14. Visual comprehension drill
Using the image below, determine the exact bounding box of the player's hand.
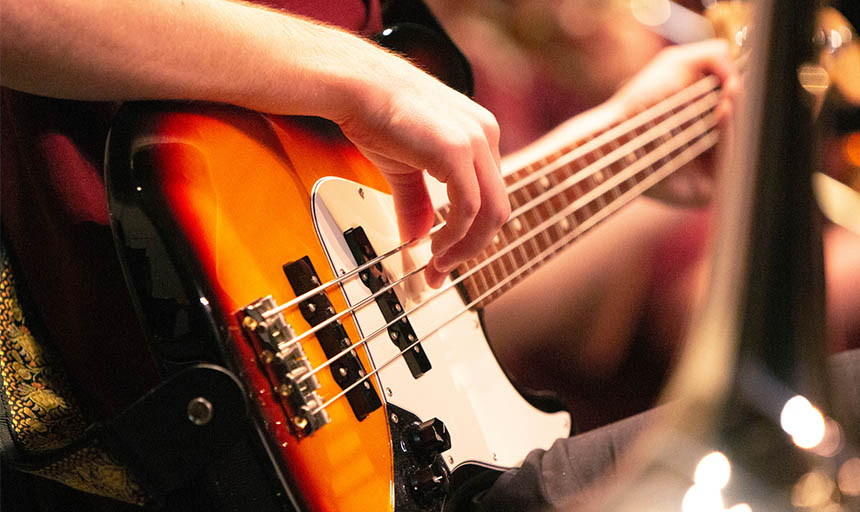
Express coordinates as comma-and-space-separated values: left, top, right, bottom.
332, 46, 510, 288
609, 40, 740, 206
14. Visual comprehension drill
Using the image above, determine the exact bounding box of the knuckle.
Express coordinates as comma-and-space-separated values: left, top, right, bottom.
468, 130, 487, 150
485, 119, 501, 144
479, 109, 500, 134
460, 195, 481, 220
446, 132, 473, 155
485, 205, 510, 231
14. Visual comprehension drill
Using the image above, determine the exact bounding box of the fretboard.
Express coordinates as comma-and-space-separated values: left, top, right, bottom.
444, 76, 723, 309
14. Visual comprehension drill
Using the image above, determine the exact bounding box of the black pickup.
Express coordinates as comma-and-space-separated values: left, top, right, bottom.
344, 227, 431, 379
282, 256, 381, 421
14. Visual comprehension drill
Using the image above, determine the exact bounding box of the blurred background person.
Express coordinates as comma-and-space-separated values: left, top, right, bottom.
426, 0, 860, 432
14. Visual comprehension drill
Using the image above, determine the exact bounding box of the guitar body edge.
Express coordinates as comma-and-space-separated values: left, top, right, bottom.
106, 103, 394, 512
105, 102, 571, 511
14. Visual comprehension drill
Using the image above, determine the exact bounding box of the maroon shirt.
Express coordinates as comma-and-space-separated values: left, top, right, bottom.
0, 0, 381, 421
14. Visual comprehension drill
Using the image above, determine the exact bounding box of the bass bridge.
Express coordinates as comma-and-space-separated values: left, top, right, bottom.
237, 256, 382, 438
238, 296, 329, 437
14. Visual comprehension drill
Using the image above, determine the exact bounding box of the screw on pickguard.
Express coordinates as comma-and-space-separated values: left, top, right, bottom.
282, 256, 382, 421
237, 296, 329, 437
343, 227, 432, 379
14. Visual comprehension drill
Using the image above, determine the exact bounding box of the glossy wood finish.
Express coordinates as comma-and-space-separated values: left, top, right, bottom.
123, 105, 394, 512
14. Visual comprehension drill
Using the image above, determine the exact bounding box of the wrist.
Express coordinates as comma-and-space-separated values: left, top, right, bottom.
298, 28, 405, 125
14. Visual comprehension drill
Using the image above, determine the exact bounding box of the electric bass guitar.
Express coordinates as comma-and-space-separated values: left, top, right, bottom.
105, 22, 724, 512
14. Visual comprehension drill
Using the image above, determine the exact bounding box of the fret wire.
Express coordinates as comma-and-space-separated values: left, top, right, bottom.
569, 137, 598, 222
545, 168, 567, 241
586, 149, 610, 211
310, 128, 722, 413
502, 76, 719, 197
498, 110, 718, 273
482, 245, 504, 295
302, 121, 717, 388
262, 83, 721, 323
471, 252, 492, 301
497, 125, 719, 298
514, 167, 545, 261
487, 123, 718, 308
561, 163, 582, 213
463, 251, 487, 300
492, 218, 518, 279
509, 170, 534, 274
501, 172, 533, 290
501, 219, 528, 272
618, 130, 640, 191
502, 89, 721, 230
474, 249, 495, 299
545, 147, 572, 242
531, 158, 556, 249
459, 90, 721, 300
604, 139, 625, 201
640, 117, 663, 181
654, 107, 681, 173
457, 257, 482, 302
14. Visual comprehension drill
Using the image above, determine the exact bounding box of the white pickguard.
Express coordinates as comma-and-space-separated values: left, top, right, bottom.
311, 176, 570, 470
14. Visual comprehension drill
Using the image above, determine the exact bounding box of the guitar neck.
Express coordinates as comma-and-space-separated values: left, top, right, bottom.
447, 75, 724, 309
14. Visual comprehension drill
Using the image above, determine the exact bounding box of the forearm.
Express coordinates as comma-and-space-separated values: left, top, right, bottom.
0, 0, 395, 120
2, 0, 509, 288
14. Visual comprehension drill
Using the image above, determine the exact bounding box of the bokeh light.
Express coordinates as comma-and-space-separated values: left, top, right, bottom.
681, 484, 724, 512
694, 451, 732, 490
792, 471, 836, 508
838, 458, 860, 496
780, 395, 826, 449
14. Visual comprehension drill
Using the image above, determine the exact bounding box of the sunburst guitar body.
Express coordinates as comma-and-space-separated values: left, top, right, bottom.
105, 99, 570, 511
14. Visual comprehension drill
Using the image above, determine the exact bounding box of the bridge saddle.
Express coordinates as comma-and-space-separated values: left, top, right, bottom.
238, 296, 329, 437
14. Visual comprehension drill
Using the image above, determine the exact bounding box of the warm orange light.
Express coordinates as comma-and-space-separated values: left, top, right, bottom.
844, 132, 860, 169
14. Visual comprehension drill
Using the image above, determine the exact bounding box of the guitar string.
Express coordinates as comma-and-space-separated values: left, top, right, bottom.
292, 113, 717, 378
291, 109, 718, 382
277, 95, 719, 357
279, 92, 718, 355
502, 50, 748, 197
280, 99, 718, 360
262, 223, 443, 319
260, 77, 723, 320
505, 89, 720, 223
502, 74, 719, 196
308, 129, 720, 415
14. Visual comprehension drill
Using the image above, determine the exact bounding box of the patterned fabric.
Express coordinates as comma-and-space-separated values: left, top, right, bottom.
30, 442, 148, 505
0, 256, 147, 505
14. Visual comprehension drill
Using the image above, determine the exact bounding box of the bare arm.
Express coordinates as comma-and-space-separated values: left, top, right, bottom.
1, 0, 509, 287
2, 0, 367, 116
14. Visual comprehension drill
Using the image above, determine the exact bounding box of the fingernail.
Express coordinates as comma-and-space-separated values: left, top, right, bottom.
433, 257, 456, 274
425, 268, 444, 289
